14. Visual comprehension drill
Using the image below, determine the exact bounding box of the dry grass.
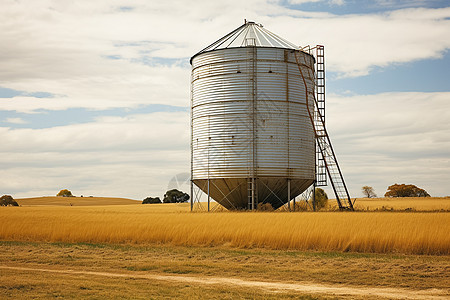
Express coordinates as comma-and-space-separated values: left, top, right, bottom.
2, 242, 316, 300
350, 197, 450, 211
1, 242, 449, 299
3, 241, 449, 291
16, 196, 140, 206
1, 205, 448, 255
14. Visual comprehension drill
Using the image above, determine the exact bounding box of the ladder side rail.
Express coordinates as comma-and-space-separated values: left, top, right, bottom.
312, 93, 353, 209
294, 53, 344, 209
316, 136, 345, 209
300, 51, 353, 209
294, 50, 353, 210
315, 45, 327, 187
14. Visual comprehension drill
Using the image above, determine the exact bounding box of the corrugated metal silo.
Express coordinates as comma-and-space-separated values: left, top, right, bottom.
190, 21, 316, 210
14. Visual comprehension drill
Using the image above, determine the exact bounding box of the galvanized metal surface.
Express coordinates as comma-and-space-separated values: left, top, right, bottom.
192, 21, 298, 63
192, 47, 314, 178
191, 45, 315, 209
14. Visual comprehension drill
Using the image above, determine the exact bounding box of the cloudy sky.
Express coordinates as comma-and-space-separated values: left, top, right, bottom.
1, 0, 449, 200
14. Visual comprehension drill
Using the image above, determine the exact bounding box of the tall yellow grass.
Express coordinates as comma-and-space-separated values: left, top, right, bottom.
348, 197, 450, 211
1, 205, 449, 255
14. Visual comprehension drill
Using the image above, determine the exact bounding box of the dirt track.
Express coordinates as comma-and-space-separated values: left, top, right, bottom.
1, 265, 448, 299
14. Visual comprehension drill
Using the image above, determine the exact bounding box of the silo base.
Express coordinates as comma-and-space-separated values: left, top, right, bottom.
192, 178, 314, 210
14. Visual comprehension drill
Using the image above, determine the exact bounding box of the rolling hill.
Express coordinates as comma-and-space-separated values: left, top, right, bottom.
16, 196, 140, 206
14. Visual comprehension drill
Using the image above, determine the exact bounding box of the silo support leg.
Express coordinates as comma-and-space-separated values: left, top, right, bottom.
190, 180, 193, 212
252, 178, 256, 211
287, 179, 291, 211
313, 181, 316, 211
207, 179, 210, 212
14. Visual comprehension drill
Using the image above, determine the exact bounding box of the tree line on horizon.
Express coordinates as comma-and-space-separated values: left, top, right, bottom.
361, 184, 430, 198
142, 189, 190, 204
0, 183, 432, 208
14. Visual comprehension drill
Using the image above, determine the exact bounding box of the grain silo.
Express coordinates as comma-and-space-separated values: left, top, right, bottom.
190, 21, 353, 211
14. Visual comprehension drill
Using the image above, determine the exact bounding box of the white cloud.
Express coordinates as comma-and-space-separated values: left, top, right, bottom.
374, 0, 428, 9
323, 92, 450, 197
1, 92, 449, 199
330, 0, 345, 5
1, 1, 449, 113
0, 111, 189, 152
0, 111, 189, 199
288, 0, 321, 4
270, 7, 450, 77
5, 117, 27, 124
287, 0, 344, 5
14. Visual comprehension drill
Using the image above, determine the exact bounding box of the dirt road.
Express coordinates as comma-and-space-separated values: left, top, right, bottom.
1, 265, 447, 299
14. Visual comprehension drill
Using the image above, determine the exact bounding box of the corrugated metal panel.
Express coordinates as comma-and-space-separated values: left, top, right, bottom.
192, 21, 298, 62
191, 47, 315, 182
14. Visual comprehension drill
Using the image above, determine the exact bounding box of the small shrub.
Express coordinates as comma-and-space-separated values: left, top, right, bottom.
293, 201, 309, 211
57, 189, 74, 197
163, 189, 190, 203
257, 203, 274, 211
315, 188, 328, 210
0, 195, 19, 206
142, 197, 162, 204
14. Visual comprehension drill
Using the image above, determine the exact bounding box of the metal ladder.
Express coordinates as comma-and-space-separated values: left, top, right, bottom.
247, 45, 258, 211
294, 46, 354, 211
247, 178, 256, 210
315, 46, 327, 187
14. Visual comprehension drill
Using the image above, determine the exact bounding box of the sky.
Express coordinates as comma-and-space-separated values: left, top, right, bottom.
1, 0, 449, 200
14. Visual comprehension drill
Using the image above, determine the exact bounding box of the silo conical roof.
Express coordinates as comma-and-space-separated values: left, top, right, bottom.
191, 21, 299, 63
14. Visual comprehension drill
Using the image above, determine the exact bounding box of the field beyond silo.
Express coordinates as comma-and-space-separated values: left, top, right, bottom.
15, 196, 140, 206
1, 201, 450, 299
1, 204, 448, 255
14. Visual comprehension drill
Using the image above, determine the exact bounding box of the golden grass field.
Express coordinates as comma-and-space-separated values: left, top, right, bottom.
1, 201, 449, 255
350, 197, 450, 211
1, 196, 450, 299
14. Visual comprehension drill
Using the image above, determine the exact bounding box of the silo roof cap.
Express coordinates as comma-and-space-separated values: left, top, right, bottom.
191, 21, 299, 63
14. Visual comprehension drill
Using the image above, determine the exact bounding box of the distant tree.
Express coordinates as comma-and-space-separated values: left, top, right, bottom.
362, 186, 377, 198
384, 184, 430, 197
57, 189, 73, 197
0, 195, 19, 206
314, 188, 328, 210
163, 189, 190, 203
142, 197, 162, 204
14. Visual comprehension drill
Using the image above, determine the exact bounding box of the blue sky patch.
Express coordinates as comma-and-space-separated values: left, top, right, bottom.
104, 55, 122, 60
0, 87, 57, 99
0, 87, 23, 98
328, 50, 450, 94
281, 0, 449, 15
132, 56, 189, 67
